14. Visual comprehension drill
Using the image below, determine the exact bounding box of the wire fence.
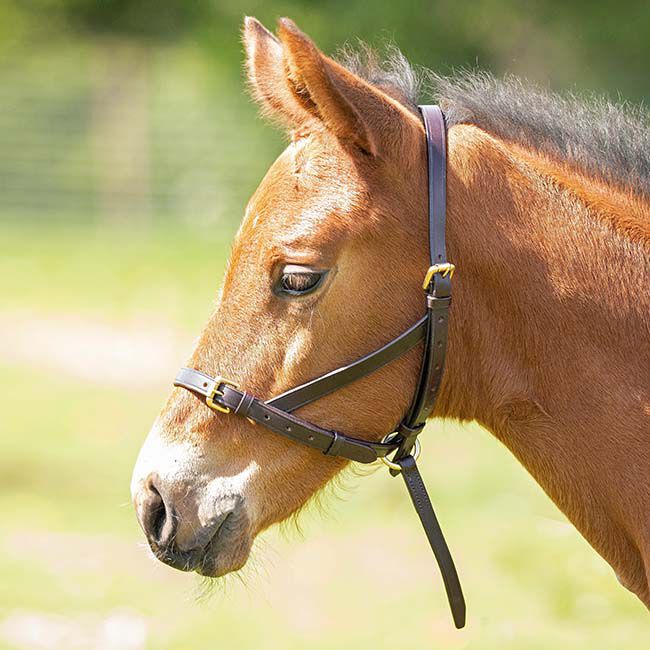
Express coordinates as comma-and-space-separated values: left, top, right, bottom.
0, 43, 280, 226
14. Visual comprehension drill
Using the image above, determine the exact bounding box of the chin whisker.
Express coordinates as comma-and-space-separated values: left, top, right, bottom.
278, 462, 365, 539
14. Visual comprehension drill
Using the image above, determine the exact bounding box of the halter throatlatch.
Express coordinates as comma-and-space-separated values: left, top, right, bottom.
173, 105, 466, 629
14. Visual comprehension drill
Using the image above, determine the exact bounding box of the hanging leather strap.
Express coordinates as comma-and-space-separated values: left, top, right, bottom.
397, 454, 466, 629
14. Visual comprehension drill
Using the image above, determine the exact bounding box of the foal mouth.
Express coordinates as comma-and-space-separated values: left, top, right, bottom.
149, 511, 252, 578
151, 544, 204, 573
194, 512, 252, 578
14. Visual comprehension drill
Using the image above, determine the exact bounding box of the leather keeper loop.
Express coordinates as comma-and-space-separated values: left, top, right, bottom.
427, 294, 451, 310
397, 420, 425, 438
234, 392, 255, 415
392, 421, 426, 470
324, 431, 344, 456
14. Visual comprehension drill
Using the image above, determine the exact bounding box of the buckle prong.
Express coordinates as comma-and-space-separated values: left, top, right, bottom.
423, 263, 456, 289
205, 377, 239, 414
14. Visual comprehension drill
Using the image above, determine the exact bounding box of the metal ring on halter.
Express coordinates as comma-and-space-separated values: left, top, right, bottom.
379, 433, 422, 471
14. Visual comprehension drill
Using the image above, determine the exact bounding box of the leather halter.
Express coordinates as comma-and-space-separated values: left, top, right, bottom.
174, 105, 466, 628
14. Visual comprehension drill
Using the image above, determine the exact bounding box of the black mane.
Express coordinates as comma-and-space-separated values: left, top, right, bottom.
338, 46, 650, 198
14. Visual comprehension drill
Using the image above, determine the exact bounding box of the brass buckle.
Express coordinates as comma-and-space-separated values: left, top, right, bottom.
205, 377, 239, 414
379, 432, 422, 472
422, 263, 456, 289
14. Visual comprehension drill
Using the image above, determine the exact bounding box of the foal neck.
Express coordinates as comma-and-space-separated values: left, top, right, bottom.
440, 124, 650, 606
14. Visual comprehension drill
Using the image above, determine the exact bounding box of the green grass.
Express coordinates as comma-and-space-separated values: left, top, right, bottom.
1, 223, 647, 650
0, 222, 235, 328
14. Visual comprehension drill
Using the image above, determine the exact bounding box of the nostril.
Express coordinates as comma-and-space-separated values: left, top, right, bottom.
147, 484, 167, 542
138, 473, 177, 547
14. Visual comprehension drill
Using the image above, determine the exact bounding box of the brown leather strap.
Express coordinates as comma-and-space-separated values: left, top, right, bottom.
268, 316, 427, 412
396, 105, 451, 459
424, 105, 449, 272
174, 368, 401, 464
398, 454, 466, 628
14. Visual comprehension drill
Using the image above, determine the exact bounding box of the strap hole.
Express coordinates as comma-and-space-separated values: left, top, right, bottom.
286, 426, 292, 432
435, 364, 441, 370
437, 341, 443, 347
308, 435, 314, 442
437, 316, 444, 323
264, 414, 270, 421
202, 382, 208, 388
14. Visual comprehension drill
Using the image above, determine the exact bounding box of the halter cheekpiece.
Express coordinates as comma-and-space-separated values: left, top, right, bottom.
174, 105, 466, 629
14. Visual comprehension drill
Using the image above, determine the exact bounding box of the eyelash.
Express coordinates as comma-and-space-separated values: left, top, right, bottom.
276, 266, 325, 296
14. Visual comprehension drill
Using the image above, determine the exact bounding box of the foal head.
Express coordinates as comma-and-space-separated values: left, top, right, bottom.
131, 18, 430, 577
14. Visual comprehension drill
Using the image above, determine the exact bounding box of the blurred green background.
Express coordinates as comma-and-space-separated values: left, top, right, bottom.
1, 1, 648, 649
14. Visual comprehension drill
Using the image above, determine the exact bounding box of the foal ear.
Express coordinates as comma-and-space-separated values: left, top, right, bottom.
243, 16, 312, 127
277, 18, 419, 157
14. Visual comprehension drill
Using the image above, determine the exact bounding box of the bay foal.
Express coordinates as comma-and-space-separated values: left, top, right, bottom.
132, 18, 650, 609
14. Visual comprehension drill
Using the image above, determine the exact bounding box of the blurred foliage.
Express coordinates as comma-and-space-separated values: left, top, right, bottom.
48, 0, 218, 42
0, 0, 648, 225
3, 0, 650, 90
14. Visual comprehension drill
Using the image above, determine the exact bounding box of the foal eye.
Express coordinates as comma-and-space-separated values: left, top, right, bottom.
277, 265, 325, 296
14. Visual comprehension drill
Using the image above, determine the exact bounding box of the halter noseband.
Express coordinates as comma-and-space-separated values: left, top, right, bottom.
173, 106, 466, 628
